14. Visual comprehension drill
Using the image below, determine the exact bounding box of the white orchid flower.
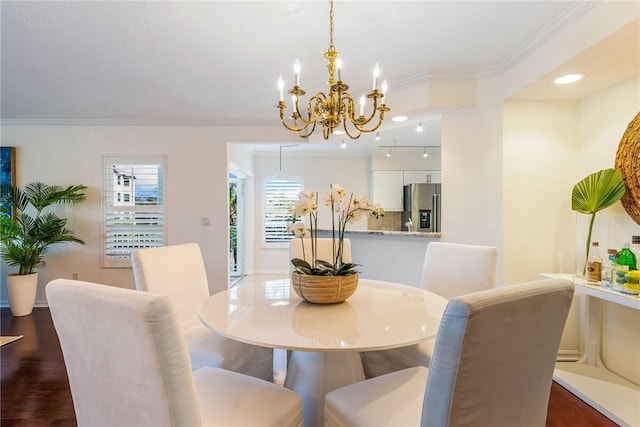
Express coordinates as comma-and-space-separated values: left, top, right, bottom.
292, 197, 315, 217
292, 222, 308, 238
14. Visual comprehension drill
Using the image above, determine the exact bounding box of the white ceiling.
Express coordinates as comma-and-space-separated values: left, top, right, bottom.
1, 1, 638, 154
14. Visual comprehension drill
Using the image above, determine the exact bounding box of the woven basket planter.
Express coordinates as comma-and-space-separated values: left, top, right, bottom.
291, 272, 358, 304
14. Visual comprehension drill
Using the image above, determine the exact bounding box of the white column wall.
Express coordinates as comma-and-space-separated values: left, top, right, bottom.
440, 76, 505, 286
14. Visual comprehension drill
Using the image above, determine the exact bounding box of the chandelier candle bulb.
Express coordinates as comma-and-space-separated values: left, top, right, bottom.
359, 95, 365, 116
373, 63, 380, 90
294, 59, 301, 86
381, 80, 388, 102
336, 59, 342, 81
278, 76, 284, 102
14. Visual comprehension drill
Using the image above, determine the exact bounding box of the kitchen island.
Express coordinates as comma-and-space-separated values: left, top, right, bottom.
317, 229, 441, 286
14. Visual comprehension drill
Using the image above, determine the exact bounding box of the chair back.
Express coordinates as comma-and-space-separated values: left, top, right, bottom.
132, 243, 209, 329
46, 279, 202, 426
421, 242, 497, 299
422, 278, 574, 427
289, 238, 352, 266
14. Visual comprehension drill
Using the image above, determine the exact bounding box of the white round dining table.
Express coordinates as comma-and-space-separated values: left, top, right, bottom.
200, 275, 445, 427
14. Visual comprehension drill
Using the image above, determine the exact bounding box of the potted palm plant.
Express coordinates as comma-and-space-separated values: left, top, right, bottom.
0, 182, 87, 316
572, 168, 625, 276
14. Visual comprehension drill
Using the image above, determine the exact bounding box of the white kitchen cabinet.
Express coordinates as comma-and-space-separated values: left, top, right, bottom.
403, 170, 442, 185
371, 171, 404, 211
428, 171, 441, 184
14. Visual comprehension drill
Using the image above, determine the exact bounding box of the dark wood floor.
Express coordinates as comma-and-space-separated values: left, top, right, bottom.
2, 308, 618, 426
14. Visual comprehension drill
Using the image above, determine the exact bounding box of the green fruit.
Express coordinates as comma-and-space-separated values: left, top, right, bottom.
616, 270, 627, 277
616, 276, 626, 284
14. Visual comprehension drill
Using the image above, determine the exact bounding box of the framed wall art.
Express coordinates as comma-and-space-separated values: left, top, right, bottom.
1, 146, 16, 217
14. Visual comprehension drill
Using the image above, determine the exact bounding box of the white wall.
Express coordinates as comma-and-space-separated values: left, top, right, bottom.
503, 101, 580, 285
0, 124, 290, 304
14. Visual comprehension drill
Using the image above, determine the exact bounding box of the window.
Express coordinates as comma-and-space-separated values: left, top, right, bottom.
263, 179, 303, 246
102, 156, 167, 267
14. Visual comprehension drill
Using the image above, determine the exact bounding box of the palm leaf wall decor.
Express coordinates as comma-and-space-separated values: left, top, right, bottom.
571, 168, 625, 275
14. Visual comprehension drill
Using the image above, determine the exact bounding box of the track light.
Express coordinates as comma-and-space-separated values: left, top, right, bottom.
416, 123, 423, 133
375, 132, 381, 141
377, 144, 438, 157
341, 140, 346, 149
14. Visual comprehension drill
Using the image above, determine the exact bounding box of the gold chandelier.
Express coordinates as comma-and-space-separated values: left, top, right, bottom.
277, 0, 389, 140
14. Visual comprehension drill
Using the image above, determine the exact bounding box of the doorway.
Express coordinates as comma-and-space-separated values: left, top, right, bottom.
229, 173, 242, 283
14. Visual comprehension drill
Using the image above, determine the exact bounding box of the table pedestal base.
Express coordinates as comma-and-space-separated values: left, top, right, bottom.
284, 351, 365, 427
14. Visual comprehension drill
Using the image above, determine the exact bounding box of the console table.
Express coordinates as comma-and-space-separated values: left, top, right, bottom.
542, 273, 640, 426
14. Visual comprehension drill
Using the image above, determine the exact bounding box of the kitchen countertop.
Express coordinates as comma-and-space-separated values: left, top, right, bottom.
318, 229, 441, 238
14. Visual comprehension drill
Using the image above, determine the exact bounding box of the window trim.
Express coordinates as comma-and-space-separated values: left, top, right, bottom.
101, 155, 168, 268
262, 177, 303, 249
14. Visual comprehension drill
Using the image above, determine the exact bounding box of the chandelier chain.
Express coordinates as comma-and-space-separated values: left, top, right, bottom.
329, 0, 334, 49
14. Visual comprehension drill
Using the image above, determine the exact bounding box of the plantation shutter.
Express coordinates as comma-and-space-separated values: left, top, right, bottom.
264, 179, 303, 245
102, 156, 167, 267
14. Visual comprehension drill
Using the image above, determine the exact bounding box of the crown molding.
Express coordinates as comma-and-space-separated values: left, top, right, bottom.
479, 1, 598, 78
0, 118, 275, 127
392, 1, 598, 86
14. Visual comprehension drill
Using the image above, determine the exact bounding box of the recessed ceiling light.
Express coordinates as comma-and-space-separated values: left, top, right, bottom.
392, 116, 408, 122
340, 140, 346, 149
416, 123, 423, 132
554, 73, 584, 85
375, 132, 381, 141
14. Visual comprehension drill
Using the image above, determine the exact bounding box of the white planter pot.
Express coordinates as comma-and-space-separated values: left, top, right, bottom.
7, 273, 38, 317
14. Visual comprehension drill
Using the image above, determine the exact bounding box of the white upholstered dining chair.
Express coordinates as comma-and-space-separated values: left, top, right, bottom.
131, 243, 273, 381
362, 241, 498, 378
325, 278, 574, 427
47, 279, 303, 427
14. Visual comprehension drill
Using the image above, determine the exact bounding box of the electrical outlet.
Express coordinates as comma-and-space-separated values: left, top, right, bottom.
72, 273, 79, 280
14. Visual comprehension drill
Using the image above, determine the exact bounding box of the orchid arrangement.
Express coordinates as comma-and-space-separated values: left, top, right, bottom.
290, 184, 384, 276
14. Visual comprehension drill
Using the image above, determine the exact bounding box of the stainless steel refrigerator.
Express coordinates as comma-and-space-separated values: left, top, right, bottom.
402, 183, 441, 232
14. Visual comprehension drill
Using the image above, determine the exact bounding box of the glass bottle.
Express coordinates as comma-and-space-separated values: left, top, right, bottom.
617, 243, 637, 271
586, 241, 602, 285
601, 248, 617, 288
631, 236, 640, 265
